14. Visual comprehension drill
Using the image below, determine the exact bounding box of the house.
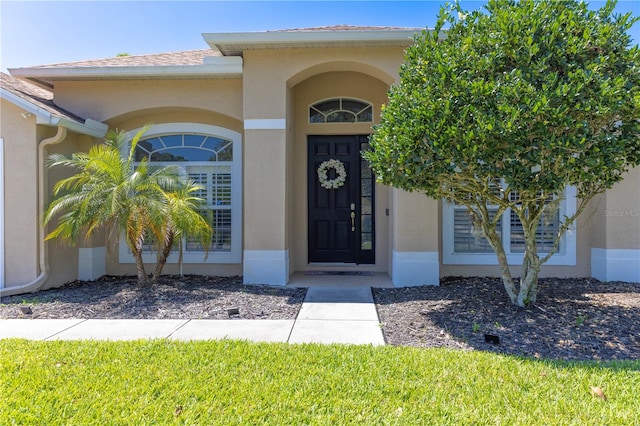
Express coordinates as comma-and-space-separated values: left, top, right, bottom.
1, 26, 638, 296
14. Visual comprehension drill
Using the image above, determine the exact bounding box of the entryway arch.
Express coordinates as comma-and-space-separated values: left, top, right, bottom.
289, 70, 391, 273
287, 60, 397, 88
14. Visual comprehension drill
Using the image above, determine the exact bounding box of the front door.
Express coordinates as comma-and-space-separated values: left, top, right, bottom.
308, 135, 375, 264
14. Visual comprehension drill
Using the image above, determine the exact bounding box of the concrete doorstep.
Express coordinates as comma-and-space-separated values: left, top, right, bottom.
0, 287, 385, 346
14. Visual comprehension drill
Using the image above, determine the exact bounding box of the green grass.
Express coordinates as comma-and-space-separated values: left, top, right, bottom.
1, 340, 638, 425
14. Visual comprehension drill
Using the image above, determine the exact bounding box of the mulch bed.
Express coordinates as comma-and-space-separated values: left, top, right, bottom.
2, 275, 638, 361
374, 277, 640, 361
0, 275, 306, 320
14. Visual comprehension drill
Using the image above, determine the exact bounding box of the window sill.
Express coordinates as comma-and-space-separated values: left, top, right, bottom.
442, 252, 576, 266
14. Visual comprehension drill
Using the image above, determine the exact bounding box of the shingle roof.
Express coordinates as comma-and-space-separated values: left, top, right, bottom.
12, 26, 419, 70
0, 72, 85, 122
25, 49, 216, 69
273, 25, 420, 32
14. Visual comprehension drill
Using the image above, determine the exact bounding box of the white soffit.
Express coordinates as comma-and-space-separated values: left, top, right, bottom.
202, 30, 420, 56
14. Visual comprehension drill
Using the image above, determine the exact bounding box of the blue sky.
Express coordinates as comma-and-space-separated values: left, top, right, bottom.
1, 1, 638, 73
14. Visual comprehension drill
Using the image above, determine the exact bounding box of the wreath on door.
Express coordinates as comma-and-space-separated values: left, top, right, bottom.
317, 159, 347, 189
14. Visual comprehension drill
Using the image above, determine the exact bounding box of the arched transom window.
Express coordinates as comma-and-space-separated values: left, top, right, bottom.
309, 98, 373, 123
135, 134, 233, 162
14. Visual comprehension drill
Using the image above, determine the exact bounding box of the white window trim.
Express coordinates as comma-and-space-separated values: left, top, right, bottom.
442, 186, 576, 266
118, 123, 242, 264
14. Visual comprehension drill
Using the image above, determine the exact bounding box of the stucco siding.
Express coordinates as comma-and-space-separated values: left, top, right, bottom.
42, 133, 86, 288
54, 79, 243, 124
0, 101, 40, 286
243, 47, 404, 119
597, 167, 640, 250
243, 129, 287, 250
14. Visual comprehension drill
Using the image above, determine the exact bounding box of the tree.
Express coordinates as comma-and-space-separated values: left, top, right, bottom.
151, 181, 212, 281
366, 0, 640, 306
43, 128, 212, 285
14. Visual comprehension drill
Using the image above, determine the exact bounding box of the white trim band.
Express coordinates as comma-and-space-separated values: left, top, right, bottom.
244, 119, 286, 130
591, 248, 640, 283
243, 249, 290, 286
391, 251, 439, 287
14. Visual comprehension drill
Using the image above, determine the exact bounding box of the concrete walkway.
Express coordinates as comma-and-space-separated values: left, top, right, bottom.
0, 286, 385, 346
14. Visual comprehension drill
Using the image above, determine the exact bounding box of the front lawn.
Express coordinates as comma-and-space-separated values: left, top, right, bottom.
1, 340, 638, 424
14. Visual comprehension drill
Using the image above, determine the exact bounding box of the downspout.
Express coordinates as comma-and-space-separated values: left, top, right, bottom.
0, 126, 67, 296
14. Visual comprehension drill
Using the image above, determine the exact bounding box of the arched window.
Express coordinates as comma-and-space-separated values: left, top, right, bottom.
309, 98, 372, 123
135, 134, 233, 162
120, 123, 242, 264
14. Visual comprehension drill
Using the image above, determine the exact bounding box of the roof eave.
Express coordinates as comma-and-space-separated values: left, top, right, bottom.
0, 88, 108, 137
202, 29, 421, 56
9, 57, 243, 84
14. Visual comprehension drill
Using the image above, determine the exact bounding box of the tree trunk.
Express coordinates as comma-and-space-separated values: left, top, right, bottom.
471, 203, 544, 307
152, 230, 174, 283
516, 246, 541, 306
128, 230, 149, 285
132, 247, 149, 285
479, 218, 519, 305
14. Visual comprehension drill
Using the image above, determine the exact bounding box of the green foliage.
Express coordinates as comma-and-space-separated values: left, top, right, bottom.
368, 0, 639, 199
43, 128, 212, 284
367, 0, 640, 306
1, 340, 638, 424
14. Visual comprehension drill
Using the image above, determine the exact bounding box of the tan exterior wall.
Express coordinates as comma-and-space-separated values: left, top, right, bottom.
392, 190, 439, 252
1, 101, 40, 286
589, 192, 607, 250
54, 79, 243, 123
285, 88, 295, 252
243, 128, 287, 250
241, 50, 294, 260
0, 101, 86, 289
592, 167, 640, 250
105, 258, 242, 278
243, 47, 404, 119
110, 109, 243, 136
42, 133, 87, 289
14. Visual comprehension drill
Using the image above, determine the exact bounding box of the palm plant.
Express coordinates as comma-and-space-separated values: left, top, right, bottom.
151, 181, 212, 281
43, 128, 212, 284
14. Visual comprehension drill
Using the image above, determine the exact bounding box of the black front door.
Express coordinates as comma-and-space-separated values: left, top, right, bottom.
308, 135, 375, 264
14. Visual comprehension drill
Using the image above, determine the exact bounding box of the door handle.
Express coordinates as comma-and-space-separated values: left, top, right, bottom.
351, 212, 356, 231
